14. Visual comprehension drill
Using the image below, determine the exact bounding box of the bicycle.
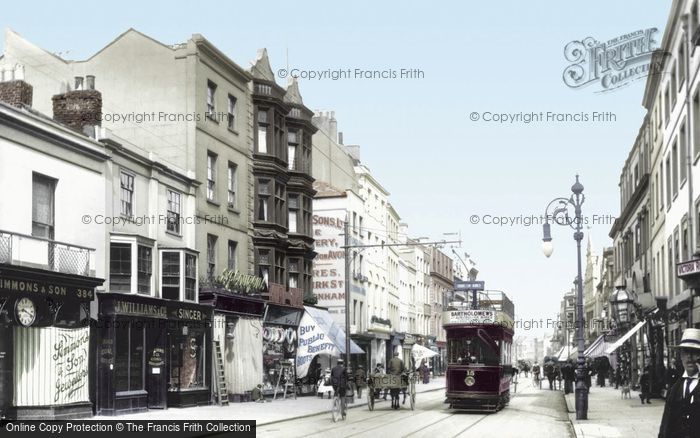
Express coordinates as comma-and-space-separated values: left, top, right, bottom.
331, 389, 347, 422
532, 373, 541, 389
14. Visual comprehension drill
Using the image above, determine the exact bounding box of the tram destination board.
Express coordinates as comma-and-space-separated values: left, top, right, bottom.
443, 309, 495, 325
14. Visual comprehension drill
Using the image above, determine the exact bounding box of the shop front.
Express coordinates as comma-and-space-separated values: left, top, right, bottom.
295, 305, 364, 389
262, 303, 302, 395
200, 287, 265, 402
96, 293, 212, 416
0, 264, 103, 420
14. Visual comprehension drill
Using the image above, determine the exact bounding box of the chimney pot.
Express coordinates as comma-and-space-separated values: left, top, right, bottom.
86, 75, 95, 90
74, 76, 84, 91
14, 64, 24, 81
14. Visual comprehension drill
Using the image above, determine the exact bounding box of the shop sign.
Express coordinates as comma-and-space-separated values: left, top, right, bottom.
14, 326, 90, 406
0, 275, 94, 301
114, 301, 167, 319
172, 307, 205, 321
312, 209, 346, 324
219, 270, 266, 294
148, 347, 165, 366
442, 309, 496, 325
678, 259, 700, 278
99, 338, 113, 364
296, 313, 339, 378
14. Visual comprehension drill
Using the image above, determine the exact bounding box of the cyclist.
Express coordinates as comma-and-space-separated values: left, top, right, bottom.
331, 358, 349, 419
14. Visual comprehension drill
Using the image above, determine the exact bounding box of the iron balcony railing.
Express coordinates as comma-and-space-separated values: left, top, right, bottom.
0, 229, 95, 277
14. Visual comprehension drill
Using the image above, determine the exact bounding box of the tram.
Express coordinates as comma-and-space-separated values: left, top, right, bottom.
443, 290, 515, 412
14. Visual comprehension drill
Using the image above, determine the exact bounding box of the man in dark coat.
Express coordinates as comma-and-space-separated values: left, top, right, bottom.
658, 328, 700, 438
639, 365, 651, 404
563, 359, 575, 394
331, 358, 349, 399
354, 365, 366, 398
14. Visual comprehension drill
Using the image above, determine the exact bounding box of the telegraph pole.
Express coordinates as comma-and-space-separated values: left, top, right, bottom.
344, 213, 351, 366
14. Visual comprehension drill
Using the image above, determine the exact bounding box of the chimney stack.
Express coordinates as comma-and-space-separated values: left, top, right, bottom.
0, 64, 33, 107
52, 75, 102, 133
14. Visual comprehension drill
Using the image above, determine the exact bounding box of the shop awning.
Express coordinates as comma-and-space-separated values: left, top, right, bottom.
605, 321, 646, 355
296, 306, 364, 378
555, 347, 566, 362
412, 343, 438, 368
584, 335, 609, 358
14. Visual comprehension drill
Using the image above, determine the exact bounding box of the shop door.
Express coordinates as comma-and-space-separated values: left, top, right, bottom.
146, 327, 166, 409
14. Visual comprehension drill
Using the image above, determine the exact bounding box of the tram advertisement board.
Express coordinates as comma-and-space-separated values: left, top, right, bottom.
443, 309, 496, 325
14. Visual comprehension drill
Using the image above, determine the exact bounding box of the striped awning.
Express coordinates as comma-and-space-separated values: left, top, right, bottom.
605, 321, 646, 355
584, 335, 608, 358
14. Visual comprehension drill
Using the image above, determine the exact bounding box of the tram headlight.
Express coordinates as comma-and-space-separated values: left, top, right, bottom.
464, 376, 475, 386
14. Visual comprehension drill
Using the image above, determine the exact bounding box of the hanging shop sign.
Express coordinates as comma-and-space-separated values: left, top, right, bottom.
296, 312, 340, 378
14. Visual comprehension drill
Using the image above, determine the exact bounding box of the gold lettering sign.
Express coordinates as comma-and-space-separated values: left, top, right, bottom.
0, 276, 93, 301
114, 301, 167, 318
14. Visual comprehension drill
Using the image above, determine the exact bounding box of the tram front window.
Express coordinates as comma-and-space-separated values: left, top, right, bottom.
447, 337, 499, 366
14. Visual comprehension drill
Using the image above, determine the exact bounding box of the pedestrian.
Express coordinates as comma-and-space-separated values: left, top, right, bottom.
658, 328, 700, 438
421, 360, 430, 384
639, 365, 651, 404
354, 365, 366, 399
583, 358, 593, 392
597, 360, 608, 387
563, 359, 575, 394
555, 365, 563, 390
666, 357, 681, 391
251, 384, 265, 403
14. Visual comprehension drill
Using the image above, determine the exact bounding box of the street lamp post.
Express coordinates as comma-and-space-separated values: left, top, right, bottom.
541, 175, 588, 420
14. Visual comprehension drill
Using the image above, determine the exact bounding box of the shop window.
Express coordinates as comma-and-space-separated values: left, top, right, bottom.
110, 243, 132, 292
162, 251, 181, 300
169, 328, 206, 391
114, 321, 145, 393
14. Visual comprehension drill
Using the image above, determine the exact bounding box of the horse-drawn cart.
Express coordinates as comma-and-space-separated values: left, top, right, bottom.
366, 372, 416, 411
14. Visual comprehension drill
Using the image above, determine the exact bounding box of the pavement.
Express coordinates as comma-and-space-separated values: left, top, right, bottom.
93, 377, 446, 425
564, 385, 664, 437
